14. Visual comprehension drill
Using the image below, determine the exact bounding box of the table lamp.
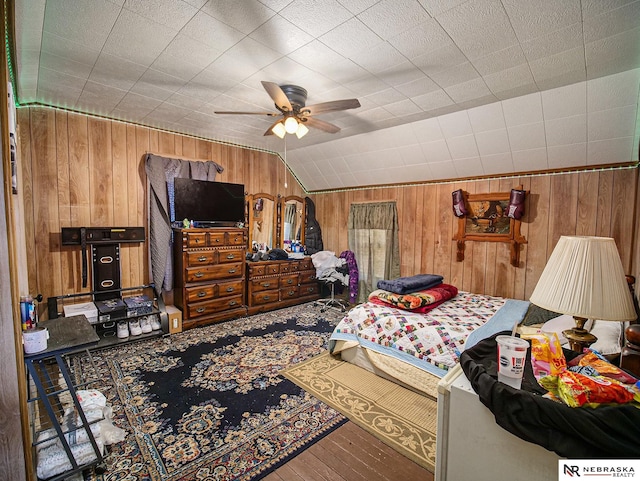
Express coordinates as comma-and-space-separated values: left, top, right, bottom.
529, 236, 636, 352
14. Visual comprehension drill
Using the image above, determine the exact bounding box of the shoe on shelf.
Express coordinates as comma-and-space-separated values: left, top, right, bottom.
139, 316, 152, 334
129, 319, 142, 336
117, 321, 129, 339
149, 315, 161, 331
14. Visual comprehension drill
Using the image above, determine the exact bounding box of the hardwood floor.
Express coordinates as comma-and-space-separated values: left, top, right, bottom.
264, 421, 435, 481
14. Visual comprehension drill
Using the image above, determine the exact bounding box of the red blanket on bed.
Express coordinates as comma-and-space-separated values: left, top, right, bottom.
368, 283, 459, 313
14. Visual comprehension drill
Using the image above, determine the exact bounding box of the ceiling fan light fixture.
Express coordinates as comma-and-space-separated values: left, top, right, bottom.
284, 116, 299, 134
295, 122, 309, 139
272, 121, 286, 138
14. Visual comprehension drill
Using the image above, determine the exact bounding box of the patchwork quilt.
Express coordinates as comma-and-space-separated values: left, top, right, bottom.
329, 292, 512, 375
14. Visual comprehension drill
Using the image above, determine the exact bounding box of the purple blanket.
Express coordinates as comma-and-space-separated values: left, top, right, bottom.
377, 274, 443, 295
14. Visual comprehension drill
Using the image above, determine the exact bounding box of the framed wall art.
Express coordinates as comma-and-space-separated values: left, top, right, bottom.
452, 186, 527, 267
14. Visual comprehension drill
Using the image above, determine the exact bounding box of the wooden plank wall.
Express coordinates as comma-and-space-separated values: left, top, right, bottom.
17, 107, 304, 311
312, 168, 639, 301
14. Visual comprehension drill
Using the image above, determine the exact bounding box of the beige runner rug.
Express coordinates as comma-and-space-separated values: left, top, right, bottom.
282, 351, 438, 472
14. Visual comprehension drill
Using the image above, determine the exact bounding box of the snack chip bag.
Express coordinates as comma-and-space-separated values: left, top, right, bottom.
530, 332, 567, 394
557, 370, 635, 407
571, 350, 638, 384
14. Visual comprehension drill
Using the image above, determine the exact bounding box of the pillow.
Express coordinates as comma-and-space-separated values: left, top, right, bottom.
521, 303, 562, 326
540, 316, 623, 356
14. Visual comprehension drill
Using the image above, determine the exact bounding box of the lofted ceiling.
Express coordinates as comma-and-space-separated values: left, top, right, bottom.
12, 0, 640, 191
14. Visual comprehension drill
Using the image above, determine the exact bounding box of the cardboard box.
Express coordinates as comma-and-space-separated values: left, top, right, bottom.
166, 305, 182, 334
95, 298, 127, 322
63, 301, 98, 324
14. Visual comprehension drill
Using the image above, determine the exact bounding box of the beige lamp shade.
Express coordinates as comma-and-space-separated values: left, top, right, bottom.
529, 236, 636, 321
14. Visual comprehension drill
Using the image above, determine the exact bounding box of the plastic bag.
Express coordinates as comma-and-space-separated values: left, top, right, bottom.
97, 406, 126, 445
530, 332, 566, 393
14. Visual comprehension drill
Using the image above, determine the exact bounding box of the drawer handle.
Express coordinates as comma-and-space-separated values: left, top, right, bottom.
263, 295, 271, 301
287, 279, 293, 284
226, 287, 234, 292
195, 239, 201, 244
228, 268, 237, 274
234, 236, 241, 242
288, 290, 295, 296
197, 291, 206, 297
195, 272, 204, 278
226, 254, 235, 260
229, 300, 237, 306
261, 282, 271, 288
310, 275, 316, 280
198, 256, 207, 262
196, 307, 206, 313
215, 238, 221, 243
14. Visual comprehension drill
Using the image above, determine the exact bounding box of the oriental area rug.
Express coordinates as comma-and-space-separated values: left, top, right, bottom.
282, 351, 439, 472
76, 303, 347, 481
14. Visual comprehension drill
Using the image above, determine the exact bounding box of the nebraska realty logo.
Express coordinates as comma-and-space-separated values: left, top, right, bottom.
559, 460, 639, 479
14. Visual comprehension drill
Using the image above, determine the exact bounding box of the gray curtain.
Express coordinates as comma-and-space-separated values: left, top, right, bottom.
145, 154, 223, 295
348, 201, 400, 303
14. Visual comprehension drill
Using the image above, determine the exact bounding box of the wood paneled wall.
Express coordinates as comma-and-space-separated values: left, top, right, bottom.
17, 107, 303, 310
312, 168, 639, 301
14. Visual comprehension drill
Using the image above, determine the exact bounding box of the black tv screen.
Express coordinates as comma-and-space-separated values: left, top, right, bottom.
172, 178, 245, 226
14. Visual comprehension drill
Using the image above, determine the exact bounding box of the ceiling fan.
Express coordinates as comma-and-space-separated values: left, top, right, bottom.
214, 81, 361, 139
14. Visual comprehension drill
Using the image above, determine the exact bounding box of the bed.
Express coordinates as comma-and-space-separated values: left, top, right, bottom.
328, 289, 627, 397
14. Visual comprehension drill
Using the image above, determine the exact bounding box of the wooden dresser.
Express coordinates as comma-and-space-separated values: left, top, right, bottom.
246, 257, 320, 315
173, 227, 247, 329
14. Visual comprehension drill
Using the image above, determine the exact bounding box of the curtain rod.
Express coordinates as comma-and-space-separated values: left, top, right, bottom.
145, 151, 214, 164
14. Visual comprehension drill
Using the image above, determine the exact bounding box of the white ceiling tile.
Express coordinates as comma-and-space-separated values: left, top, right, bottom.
520, 22, 583, 62
428, 160, 458, 179
249, 14, 314, 55
587, 69, 640, 112
358, 0, 432, 40
378, 61, 427, 88
150, 55, 202, 82
436, 0, 519, 60
545, 114, 587, 146
384, 99, 423, 116
412, 43, 468, 75
446, 134, 479, 159
398, 144, 427, 165
78, 81, 127, 114
471, 45, 527, 76
453, 157, 484, 177
585, 27, 640, 80
281, 0, 353, 37
587, 105, 637, 141
502, 92, 543, 126
587, 137, 635, 165
319, 18, 380, 55
420, 138, 452, 162
528, 47, 586, 86
123, 0, 199, 29
130, 70, 182, 101
429, 62, 480, 89
502, 0, 581, 42
89, 54, 146, 91
507, 122, 546, 151
102, 10, 177, 66
365, 88, 406, 106
15, 0, 45, 50
547, 143, 587, 168
411, 117, 444, 142
475, 128, 510, 156
418, 0, 468, 16
338, 0, 380, 15
395, 76, 440, 97
444, 78, 492, 103
181, 11, 245, 50
583, 0, 640, 43
39, 52, 93, 81
438, 110, 472, 137
43, 0, 122, 52
541, 81, 586, 120
468, 102, 506, 133
206, 37, 283, 83
512, 147, 548, 171
201, 0, 276, 34
483, 64, 536, 97
163, 34, 223, 69
144, 102, 192, 123
480, 151, 514, 174
581, 0, 637, 19
389, 18, 452, 59
353, 42, 408, 74
41, 32, 102, 66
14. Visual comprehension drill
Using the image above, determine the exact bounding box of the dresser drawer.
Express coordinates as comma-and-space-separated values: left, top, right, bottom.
279, 274, 299, 288
250, 289, 279, 306
187, 295, 243, 319
218, 248, 244, 264
265, 263, 280, 275
217, 279, 244, 297
281, 285, 299, 300
248, 264, 266, 276
299, 258, 313, 270
185, 262, 243, 282
186, 232, 207, 248
299, 270, 317, 284
299, 283, 319, 297
185, 284, 216, 303
227, 231, 246, 246
186, 250, 217, 267
250, 277, 279, 293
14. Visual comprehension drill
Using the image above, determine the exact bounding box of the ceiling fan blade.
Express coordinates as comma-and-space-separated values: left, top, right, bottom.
301, 98, 361, 116
261, 81, 293, 112
214, 111, 278, 116
303, 117, 341, 134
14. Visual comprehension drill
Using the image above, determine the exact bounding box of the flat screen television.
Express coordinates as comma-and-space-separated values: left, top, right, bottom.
171, 178, 245, 226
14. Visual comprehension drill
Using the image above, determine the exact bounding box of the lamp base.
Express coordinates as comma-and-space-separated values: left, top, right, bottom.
563, 317, 598, 352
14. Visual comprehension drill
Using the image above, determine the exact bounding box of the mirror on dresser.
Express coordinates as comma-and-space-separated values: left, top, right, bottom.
279, 195, 305, 249
247, 193, 277, 251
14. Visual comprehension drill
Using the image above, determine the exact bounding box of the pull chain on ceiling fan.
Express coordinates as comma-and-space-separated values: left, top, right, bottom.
215, 81, 361, 138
